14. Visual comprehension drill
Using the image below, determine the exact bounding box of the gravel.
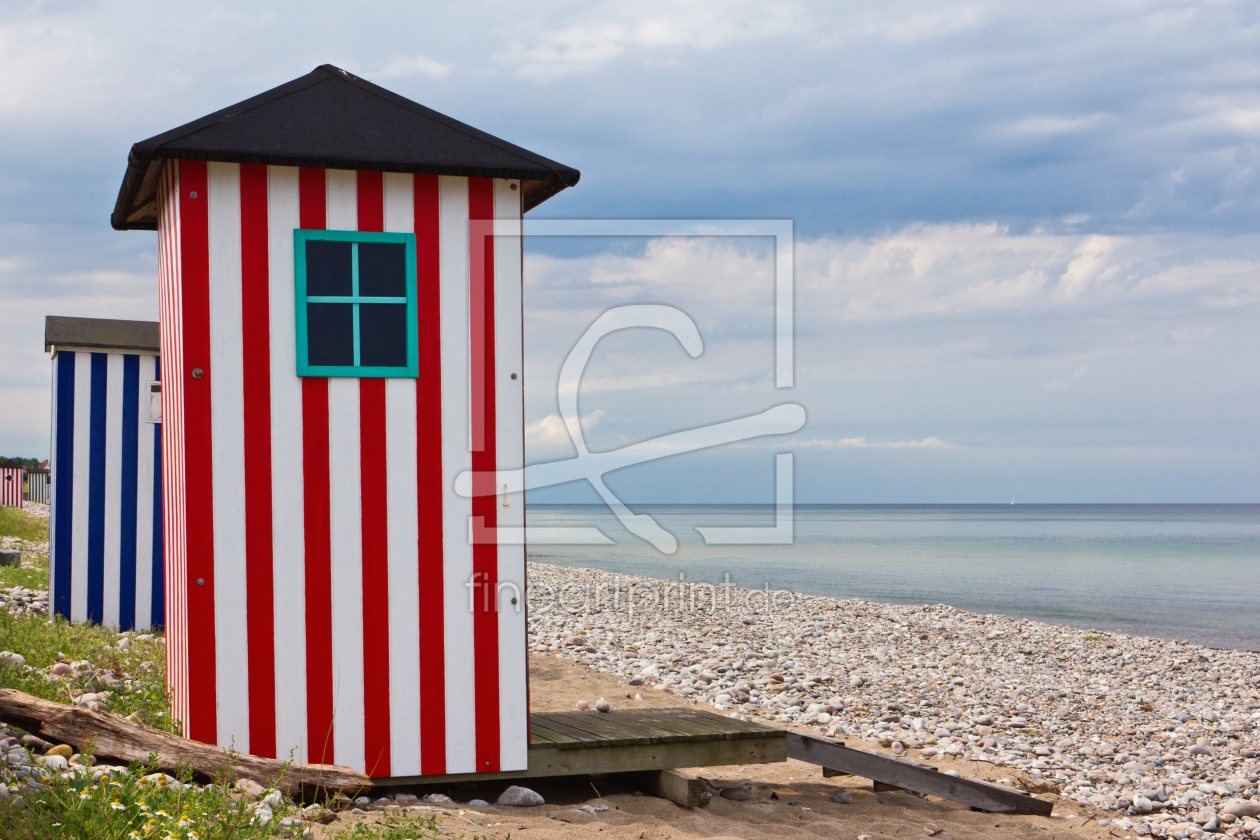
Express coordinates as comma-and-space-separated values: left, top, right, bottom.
528, 561, 1260, 838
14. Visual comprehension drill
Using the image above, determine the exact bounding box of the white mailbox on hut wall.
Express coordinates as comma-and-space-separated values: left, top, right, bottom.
45, 316, 165, 632
110, 64, 580, 778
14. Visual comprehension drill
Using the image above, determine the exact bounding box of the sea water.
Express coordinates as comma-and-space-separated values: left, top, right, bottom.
524, 504, 1260, 651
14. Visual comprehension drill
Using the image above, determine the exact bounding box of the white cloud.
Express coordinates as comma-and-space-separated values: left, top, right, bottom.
496, 0, 803, 80
526, 409, 605, 449
376, 54, 454, 79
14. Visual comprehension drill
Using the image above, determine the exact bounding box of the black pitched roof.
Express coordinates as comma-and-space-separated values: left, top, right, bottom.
112, 64, 579, 230
45, 316, 160, 353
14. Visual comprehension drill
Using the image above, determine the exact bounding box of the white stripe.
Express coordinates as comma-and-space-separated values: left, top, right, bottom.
327, 378, 365, 771
326, 169, 357, 230
135, 355, 156, 631
48, 355, 60, 607
493, 179, 529, 771
267, 166, 307, 763
438, 175, 476, 774
383, 171, 423, 775
208, 161, 250, 753
384, 380, 421, 775
327, 168, 364, 771
102, 353, 125, 628
70, 351, 93, 623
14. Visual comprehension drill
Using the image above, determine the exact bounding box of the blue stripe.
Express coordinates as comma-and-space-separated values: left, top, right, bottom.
86, 353, 107, 625
152, 355, 165, 629
53, 352, 76, 621
118, 355, 139, 632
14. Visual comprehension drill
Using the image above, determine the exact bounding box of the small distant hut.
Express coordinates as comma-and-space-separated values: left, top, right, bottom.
24, 470, 50, 505
46, 316, 164, 631
111, 65, 579, 778
0, 468, 23, 508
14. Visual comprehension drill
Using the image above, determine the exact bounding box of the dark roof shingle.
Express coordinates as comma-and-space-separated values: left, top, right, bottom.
113, 64, 579, 230
45, 316, 160, 353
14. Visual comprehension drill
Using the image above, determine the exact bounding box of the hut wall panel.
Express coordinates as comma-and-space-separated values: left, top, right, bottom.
493, 177, 528, 771
70, 352, 93, 622
158, 159, 189, 730
47, 351, 162, 630
266, 165, 309, 763
437, 174, 476, 775
382, 172, 423, 778
0, 469, 22, 508
158, 163, 523, 776
208, 161, 251, 753
134, 355, 159, 631
101, 353, 124, 627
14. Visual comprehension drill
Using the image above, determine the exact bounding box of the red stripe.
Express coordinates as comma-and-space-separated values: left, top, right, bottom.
357, 170, 384, 233
359, 378, 391, 776
414, 174, 447, 774
299, 167, 334, 764
469, 177, 500, 772
179, 160, 217, 746
239, 163, 276, 758
357, 170, 391, 776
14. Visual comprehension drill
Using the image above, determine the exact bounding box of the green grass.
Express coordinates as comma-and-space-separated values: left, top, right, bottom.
0, 758, 307, 840
0, 563, 48, 590
0, 507, 48, 542
0, 611, 177, 733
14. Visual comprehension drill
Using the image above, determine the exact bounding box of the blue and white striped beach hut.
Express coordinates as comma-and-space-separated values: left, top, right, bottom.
47, 316, 164, 630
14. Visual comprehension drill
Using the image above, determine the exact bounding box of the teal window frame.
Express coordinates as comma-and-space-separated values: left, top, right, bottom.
294, 229, 419, 378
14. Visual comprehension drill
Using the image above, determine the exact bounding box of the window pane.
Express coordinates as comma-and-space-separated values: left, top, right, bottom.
306, 240, 353, 296
358, 242, 407, 297
307, 303, 354, 366
359, 304, 408, 368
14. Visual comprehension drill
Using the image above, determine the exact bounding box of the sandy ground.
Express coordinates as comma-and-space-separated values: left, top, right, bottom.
323, 654, 1123, 839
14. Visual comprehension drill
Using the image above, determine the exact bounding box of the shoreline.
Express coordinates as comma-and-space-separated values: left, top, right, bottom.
527, 561, 1260, 837
527, 553, 1260, 654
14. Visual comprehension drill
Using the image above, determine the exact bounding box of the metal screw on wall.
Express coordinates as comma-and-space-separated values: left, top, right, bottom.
192, 368, 204, 379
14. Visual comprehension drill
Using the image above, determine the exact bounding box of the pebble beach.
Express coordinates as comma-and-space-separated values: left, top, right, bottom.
527, 561, 1260, 838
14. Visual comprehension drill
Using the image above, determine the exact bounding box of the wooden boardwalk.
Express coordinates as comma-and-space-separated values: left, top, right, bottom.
387, 708, 787, 785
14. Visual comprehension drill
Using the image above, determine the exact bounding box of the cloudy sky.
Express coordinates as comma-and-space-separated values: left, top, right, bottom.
0, 0, 1257, 502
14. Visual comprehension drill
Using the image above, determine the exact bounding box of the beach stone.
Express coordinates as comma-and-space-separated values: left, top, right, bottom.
849, 675, 865, 688
595, 698, 611, 713
423, 793, 452, 803
36, 754, 68, 771
497, 785, 545, 807
50, 662, 70, 677
720, 784, 756, 801
574, 700, 589, 711
468, 799, 490, 806
45, 745, 72, 759
830, 792, 854, 804
1221, 801, 1260, 818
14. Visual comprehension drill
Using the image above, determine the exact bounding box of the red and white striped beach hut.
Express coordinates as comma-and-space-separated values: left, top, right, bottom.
0, 468, 23, 509
111, 65, 579, 778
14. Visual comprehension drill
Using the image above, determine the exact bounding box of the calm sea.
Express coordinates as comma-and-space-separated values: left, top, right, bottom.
524, 504, 1260, 652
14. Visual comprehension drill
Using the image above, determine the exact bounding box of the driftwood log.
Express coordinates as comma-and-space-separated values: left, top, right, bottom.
0, 688, 372, 796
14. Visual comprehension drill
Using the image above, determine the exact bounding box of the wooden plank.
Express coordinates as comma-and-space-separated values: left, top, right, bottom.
386, 733, 788, 785
642, 769, 711, 808
643, 709, 782, 737
785, 733, 1052, 816
528, 714, 626, 746
629, 710, 752, 740
528, 720, 588, 748
537, 712, 675, 745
